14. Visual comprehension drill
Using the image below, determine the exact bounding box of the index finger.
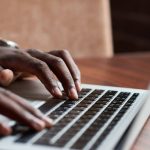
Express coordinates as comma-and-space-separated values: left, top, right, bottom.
49, 50, 81, 92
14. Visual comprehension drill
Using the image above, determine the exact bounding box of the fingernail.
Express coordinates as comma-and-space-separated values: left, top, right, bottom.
75, 80, 82, 92
32, 120, 45, 131
52, 87, 62, 97
69, 87, 78, 99
35, 110, 54, 128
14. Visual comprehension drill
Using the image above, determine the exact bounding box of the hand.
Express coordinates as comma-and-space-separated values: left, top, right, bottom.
0, 47, 81, 99
0, 87, 53, 136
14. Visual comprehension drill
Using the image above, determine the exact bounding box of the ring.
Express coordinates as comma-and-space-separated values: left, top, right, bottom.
0, 39, 19, 49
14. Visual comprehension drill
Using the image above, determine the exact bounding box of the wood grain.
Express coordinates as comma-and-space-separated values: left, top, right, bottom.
75, 52, 150, 149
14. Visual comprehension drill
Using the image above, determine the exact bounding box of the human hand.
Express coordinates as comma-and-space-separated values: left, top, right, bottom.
0, 87, 53, 136
0, 47, 81, 99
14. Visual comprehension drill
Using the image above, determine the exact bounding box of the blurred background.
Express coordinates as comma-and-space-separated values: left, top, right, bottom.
0, 0, 149, 57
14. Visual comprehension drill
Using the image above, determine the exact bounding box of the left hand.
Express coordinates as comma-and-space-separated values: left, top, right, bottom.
0, 49, 81, 99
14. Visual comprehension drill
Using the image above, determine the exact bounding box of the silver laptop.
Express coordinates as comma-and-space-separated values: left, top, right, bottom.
0, 80, 148, 150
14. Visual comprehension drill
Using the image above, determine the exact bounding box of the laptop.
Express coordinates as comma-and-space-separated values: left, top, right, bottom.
0, 79, 148, 150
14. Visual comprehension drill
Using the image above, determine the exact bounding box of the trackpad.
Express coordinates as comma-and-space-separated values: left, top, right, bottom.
5, 79, 52, 100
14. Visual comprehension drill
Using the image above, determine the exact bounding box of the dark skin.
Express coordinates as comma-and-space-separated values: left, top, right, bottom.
0, 47, 81, 135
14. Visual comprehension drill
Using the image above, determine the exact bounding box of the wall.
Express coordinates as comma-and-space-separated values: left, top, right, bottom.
111, 0, 150, 53
0, 0, 113, 58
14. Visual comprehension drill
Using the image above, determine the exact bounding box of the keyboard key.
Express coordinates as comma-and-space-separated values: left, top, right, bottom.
38, 100, 60, 114
80, 88, 91, 93
89, 93, 138, 150
14, 88, 139, 150
34, 90, 104, 146
71, 92, 130, 149
15, 130, 37, 143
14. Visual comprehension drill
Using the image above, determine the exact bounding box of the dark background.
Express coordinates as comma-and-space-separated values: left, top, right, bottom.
110, 0, 150, 53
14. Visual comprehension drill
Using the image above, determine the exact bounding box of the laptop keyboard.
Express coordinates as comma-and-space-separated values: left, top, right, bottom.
13, 88, 139, 149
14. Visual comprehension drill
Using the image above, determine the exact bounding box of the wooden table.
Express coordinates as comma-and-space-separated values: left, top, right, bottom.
76, 52, 150, 150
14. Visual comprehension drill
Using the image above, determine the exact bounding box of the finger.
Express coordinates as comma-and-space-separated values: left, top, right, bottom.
0, 50, 62, 97
27, 49, 78, 99
0, 89, 45, 131
49, 50, 81, 92
0, 123, 12, 136
30, 58, 62, 98
0, 66, 14, 86
2, 90, 53, 128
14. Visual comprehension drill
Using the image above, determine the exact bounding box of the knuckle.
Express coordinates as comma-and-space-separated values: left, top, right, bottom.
62, 49, 69, 54
52, 57, 64, 65
12, 50, 30, 61
13, 50, 26, 56
61, 49, 69, 54
59, 49, 70, 56
32, 59, 48, 71
27, 48, 42, 54
26, 48, 37, 53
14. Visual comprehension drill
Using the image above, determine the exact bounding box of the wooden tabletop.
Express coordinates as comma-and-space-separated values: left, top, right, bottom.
76, 52, 150, 150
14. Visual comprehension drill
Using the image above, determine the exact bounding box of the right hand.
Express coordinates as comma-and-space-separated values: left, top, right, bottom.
0, 87, 53, 136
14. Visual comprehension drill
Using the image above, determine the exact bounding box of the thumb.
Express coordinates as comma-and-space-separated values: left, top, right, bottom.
0, 66, 14, 86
